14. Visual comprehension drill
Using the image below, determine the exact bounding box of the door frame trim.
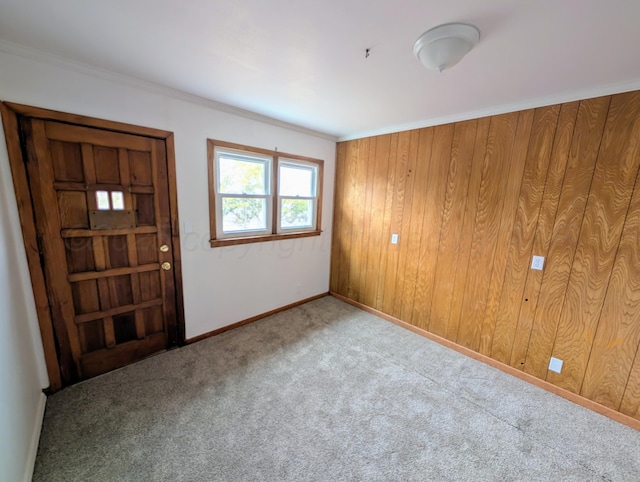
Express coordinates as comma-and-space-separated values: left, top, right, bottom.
0, 101, 186, 392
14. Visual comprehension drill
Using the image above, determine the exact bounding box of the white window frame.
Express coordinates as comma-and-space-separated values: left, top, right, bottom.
276, 158, 319, 234
213, 147, 273, 239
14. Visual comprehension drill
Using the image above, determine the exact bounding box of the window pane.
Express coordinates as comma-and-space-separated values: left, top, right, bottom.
96, 190, 110, 210
281, 199, 313, 229
279, 163, 314, 197
219, 157, 267, 195
111, 191, 124, 210
222, 197, 267, 232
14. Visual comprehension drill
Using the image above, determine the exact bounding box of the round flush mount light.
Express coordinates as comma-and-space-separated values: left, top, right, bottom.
413, 23, 480, 72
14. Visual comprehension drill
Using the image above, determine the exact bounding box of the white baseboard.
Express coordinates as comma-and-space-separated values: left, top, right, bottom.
23, 392, 46, 482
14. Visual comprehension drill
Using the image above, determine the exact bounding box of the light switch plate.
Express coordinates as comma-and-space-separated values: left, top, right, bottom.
391, 233, 399, 245
548, 357, 563, 373
531, 255, 545, 271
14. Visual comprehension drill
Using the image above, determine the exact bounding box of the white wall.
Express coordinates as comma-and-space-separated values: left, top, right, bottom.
0, 45, 335, 480
0, 122, 48, 480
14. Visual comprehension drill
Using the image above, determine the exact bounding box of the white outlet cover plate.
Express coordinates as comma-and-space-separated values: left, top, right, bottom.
531, 255, 545, 270
391, 233, 398, 244
549, 356, 563, 373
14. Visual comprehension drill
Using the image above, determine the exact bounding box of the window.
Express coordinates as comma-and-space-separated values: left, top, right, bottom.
95, 190, 125, 210
208, 140, 323, 247
215, 149, 272, 236
278, 159, 318, 232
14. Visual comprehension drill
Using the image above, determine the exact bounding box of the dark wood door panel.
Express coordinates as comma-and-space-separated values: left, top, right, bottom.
45, 121, 153, 151
39, 120, 177, 383
4, 107, 182, 387
80, 333, 167, 380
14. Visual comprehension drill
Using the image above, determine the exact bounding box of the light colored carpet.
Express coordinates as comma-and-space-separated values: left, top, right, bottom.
33, 296, 640, 481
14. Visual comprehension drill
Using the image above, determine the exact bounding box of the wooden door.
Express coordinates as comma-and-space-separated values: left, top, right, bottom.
8, 109, 183, 386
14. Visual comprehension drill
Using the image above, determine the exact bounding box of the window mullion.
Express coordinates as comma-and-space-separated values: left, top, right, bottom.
272, 155, 279, 235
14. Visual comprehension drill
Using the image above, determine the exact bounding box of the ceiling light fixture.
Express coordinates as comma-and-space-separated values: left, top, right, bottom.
413, 23, 480, 73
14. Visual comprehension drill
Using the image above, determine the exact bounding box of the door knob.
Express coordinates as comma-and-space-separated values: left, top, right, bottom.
161, 262, 171, 271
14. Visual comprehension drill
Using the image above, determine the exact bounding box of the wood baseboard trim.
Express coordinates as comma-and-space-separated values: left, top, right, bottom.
330, 292, 640, 432
186, 293, 329, 344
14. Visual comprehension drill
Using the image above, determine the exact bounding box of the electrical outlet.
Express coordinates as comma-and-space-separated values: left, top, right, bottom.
531, 255, 545, 271
548, 357, 563, 373
391, 233, 399, 244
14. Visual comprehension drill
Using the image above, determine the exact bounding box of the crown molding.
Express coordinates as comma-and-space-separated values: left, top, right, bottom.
0, 39, 338, 142
339, 78, 640, 141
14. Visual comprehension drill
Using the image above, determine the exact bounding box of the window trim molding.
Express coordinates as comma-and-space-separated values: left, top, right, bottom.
207, 139, 324, 247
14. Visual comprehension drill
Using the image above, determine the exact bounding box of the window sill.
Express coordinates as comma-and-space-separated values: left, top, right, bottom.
209, 230, 322, 247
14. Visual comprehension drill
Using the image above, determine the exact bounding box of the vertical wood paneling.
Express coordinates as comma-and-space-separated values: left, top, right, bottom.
455, 113, 519, 350
581, 169, 640, 409
347, 139, 368, 301
621, 353, 640, 420
330, 91, 640, 419
393, 130, 420, 319
523, 96, 611, 378
490, 105, 561, 363
412, 125, 453, 329
382, 132, 412, 316
362, 135, 392, 308
507, 102, 579, 368
357, 138, 377, 304
400, 128, 433, 323
374, 134, 399, 311
336, 141, 358, 296
478, 110, 535, 355
329, 142, 346, 294
548, 91, 640, 393
445, 117, 491, 341
428, 120, 477, 337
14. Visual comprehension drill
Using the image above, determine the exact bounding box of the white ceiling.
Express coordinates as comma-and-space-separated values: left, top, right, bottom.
1, 0, 640, 140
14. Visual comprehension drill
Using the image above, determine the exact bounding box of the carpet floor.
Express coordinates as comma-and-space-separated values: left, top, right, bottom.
33, 296, 640, 481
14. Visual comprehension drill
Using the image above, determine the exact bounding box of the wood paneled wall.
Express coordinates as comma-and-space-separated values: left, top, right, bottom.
330, 91, 640, 421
